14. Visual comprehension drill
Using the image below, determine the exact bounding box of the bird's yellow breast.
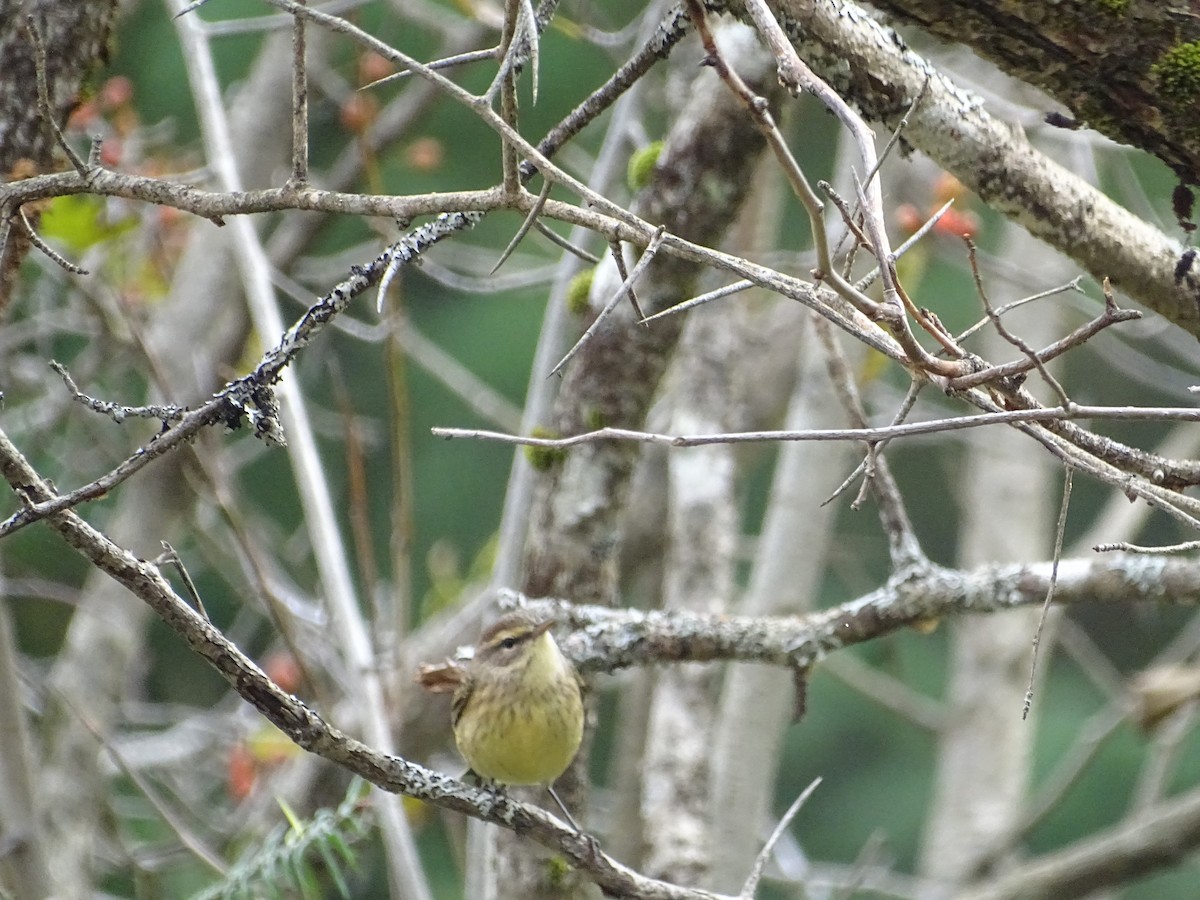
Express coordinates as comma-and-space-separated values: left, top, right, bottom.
454, 633, 584, 785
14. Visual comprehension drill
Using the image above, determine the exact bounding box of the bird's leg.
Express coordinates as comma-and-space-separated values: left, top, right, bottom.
546, 784, 582, 832
547, 785, 601, 861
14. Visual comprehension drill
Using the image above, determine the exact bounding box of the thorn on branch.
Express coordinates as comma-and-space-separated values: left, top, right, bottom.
791, 663, 810, 722
549, 226, 666, 377
173, 0, 214, 18
607, 238, 647, 324
154, 541, 210, 621
490, 179, 553, 276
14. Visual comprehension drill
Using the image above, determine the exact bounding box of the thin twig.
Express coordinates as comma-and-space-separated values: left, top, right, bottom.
861, 75, 929, 189
522, 2, 691, 179
686, 0, 889, 333
822, 380, 923, 507
173, 0, 214, 17
289, 0, 309, 184
153, 541, 209, 621
18, 210, 88, 275
835, 73, 936, 264
24, 15, 89, 175
57, 690, 228, 874
49, 361, 185, 424
1, 211, 479, 540
820, 180, 874, 256
955, 277, 1085, 343
484, 0, 540, 106
812, 314, 926, 569
964, 238, 1071, 405
821, 653, 946, 731
1095, 540, 1200, 554
496, 0, 522, 193
519, 0, 539, 103
432, 399, 1200, 537
739, 0, 959, 378
854, 200, 953, 294
432, 403, 1200, 450
1023, 466, 1073, 719
1057, 615, 1128, 700
1133, 699, 1200, 811
360, 48, 498, 91
948, 291, 1141, 392
738, 778, 822, 899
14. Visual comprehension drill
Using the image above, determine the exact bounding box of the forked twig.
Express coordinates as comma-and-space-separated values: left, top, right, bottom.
948, 275, 1140, 393
955, 277, 1085, 344
963, 238, 1071, 404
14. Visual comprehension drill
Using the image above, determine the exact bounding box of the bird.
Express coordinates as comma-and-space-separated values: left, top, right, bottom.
449, 611, 585, 829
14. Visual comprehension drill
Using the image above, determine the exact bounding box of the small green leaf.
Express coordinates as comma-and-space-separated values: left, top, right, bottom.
39, 195, 135, 252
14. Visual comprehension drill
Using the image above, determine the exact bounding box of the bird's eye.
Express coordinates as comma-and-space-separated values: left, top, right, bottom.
500, 636, 518, 650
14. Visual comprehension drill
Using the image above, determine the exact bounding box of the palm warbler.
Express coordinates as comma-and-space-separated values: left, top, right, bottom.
452, 611, 584, 789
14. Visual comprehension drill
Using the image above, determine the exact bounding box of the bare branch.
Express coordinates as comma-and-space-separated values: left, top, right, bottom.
1, 211, 482, 539
0, 428, 728, 900
432, 403, 1200, 450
